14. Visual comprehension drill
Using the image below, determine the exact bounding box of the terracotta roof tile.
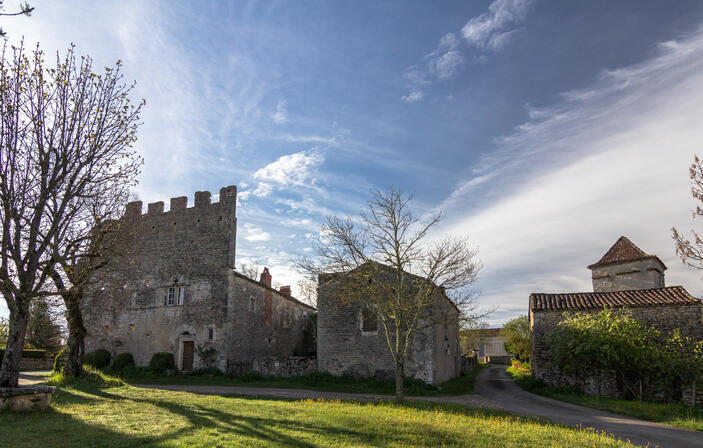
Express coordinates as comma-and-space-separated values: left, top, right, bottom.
587, 236, 665, 269
529, 286, 699, 312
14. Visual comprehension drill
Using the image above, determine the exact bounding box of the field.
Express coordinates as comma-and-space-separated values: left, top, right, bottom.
0, 370, 636, 448
506, 366, 703, 432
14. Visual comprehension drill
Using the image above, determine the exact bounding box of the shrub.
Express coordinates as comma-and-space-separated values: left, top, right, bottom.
84, 349, 111, 369
53, 347, 67, 372
149, 352, 175, 373
500, 315, 531, 363
111, 353, 135, 371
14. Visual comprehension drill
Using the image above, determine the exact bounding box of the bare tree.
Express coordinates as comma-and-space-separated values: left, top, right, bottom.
0, 1, 34, 38
673, 155, 703, 271
0, 42, 143, 386
239, 263, 260, 281
300, 188, 483, 402
295, 276, 317, 308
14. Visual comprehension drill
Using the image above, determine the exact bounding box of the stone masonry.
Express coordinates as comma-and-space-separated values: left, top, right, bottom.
83, 186, 315, 372
317, 264, 461, 385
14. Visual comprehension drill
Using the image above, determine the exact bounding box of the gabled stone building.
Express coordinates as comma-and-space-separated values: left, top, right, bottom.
83, 186, 315, 372
529, 236, 702, 394
317, 263, 461, 385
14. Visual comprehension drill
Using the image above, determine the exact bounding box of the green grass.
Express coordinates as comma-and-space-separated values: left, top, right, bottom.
1, 372, 636, 447
110, 364, 487, 397
506, 366, 703, 432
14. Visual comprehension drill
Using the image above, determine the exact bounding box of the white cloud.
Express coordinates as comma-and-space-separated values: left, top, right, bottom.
428, 50, 465, 80
273, 99, 288, 124
243, 223, 271, 242
461, 0, 532, 51
250, 150, 324, 197
437, 26, 703, 325
401, 68, 430, 103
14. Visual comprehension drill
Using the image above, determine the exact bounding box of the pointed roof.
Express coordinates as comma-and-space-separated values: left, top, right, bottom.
587, 236, 665, 270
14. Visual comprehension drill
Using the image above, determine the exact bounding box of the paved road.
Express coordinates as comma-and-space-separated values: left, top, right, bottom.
474, 366, 701, 448
22, 368, 702, 447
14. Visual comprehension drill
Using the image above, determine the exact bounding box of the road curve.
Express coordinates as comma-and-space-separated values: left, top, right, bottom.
474, 365, 701, 448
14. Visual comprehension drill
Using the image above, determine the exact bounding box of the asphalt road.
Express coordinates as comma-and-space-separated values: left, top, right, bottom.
474, 365, 701, 448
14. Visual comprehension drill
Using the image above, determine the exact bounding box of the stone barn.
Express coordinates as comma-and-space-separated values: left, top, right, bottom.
317, 263, 461, 385
83, 186, 315, 372
529, 236, 702, 394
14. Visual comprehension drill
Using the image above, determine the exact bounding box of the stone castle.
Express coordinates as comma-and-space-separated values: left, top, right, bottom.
83, 186, 315, 372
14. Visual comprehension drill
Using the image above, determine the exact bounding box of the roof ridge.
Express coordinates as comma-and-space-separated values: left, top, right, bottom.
588, 236, 658, 269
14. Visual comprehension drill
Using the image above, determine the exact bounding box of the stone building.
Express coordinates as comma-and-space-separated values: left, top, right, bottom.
464, 328, 510, 364
317, 263, 461, 385
83, 186, 315, 372
529, 236, 702, 395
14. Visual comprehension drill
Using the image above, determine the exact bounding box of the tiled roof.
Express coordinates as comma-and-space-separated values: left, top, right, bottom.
587, 236, 664, 269
530, 286, 699, 312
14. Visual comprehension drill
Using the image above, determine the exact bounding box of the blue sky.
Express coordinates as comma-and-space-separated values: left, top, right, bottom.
3, 0, 703, 325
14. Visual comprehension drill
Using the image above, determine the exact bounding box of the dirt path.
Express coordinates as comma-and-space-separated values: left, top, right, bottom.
18, 370, 52, 386
134, 367, 701, 448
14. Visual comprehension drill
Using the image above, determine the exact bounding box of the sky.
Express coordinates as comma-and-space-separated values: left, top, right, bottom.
3, 0, 703, 325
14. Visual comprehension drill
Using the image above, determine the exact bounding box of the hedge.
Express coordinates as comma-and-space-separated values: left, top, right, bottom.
84, 349, 111, 369
111, 353, 135, 371
0, 348, 48, 364
149, 352, 175, 373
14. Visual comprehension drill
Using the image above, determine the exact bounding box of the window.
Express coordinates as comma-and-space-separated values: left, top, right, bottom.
249, 296, 255, 311
208, 327, 214, 340
361, 308, 378, 333
166, 286, 185, 306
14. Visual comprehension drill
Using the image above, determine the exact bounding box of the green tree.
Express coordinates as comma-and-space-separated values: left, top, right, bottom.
25, 298, 61, 353
500, 315, 531, 363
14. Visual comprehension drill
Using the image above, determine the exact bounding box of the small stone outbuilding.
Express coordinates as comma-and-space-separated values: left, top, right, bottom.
529, 236, 703, 394
317, 263, 461, 385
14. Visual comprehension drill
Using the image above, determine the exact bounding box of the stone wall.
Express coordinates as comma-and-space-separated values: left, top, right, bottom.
19, 358, 53, 371
317, 276, 459, 385
590, 258, 665, 292
682, 388, 703, 408
531, 303, 703, 395
251, 357, 317, 377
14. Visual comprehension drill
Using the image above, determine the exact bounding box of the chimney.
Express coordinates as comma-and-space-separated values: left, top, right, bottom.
259, 267, 272, 288
279, 285, 291, 296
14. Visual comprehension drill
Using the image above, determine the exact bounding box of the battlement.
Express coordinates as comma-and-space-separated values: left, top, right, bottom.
125, 185, 237, 218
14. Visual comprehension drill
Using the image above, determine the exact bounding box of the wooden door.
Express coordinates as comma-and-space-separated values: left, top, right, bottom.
182, 341, 194, 371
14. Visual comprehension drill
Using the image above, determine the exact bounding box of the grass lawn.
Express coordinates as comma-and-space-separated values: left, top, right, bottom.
506, 366, 703, 432
0, 370, 635, 448
110, 364, 487, 397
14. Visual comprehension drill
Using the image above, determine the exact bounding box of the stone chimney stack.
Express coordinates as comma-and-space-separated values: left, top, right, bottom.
259, 267, 272, 288
279, 285, 291, 296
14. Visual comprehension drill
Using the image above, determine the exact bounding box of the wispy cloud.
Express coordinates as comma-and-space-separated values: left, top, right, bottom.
243, 223, 272, 242
245, 149, 325, 198
437, 26, 703, 324
461, 0, 532, 51
402, 0, 532, 102
273, 99, 288, 124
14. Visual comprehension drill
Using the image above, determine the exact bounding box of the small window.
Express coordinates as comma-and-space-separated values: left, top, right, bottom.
361, 308, 378, 333
208, 327, 214, 340
177, 286, 185, 305
249, 297, 255, 311
167, 287, 175, 305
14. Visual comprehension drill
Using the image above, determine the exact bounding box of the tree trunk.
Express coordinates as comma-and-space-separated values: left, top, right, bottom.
0, 308, 29, 387
394, 361, 405, 403
63, 292, 86, 377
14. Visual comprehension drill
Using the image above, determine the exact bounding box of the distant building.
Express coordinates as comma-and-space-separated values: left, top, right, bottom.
529, 236, 702, 395
463, 328, 510, 364
317, 262, 461, 385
